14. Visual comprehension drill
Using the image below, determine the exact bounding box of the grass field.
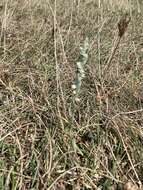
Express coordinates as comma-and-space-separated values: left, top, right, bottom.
0, 0, 143, 189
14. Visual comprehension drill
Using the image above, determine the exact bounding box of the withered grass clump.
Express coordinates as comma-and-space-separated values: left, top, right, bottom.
0, 0, 143, 189
123, 181, 140, 190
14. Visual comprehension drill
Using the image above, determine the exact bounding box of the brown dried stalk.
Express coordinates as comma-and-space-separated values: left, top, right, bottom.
103, 14, 131, 76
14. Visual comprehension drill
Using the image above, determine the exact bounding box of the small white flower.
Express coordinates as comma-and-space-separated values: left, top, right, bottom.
71, 84, 76, 90
75, 97, 80, 102
73, 90, 76, 95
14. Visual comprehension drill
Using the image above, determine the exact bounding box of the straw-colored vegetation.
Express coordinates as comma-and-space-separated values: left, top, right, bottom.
0, 0, 143, 189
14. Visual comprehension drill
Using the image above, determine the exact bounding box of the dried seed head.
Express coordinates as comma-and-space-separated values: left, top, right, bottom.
118, 14, 131, 37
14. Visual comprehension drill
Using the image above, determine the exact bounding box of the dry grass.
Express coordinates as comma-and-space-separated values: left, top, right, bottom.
0, 0, 143, 189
